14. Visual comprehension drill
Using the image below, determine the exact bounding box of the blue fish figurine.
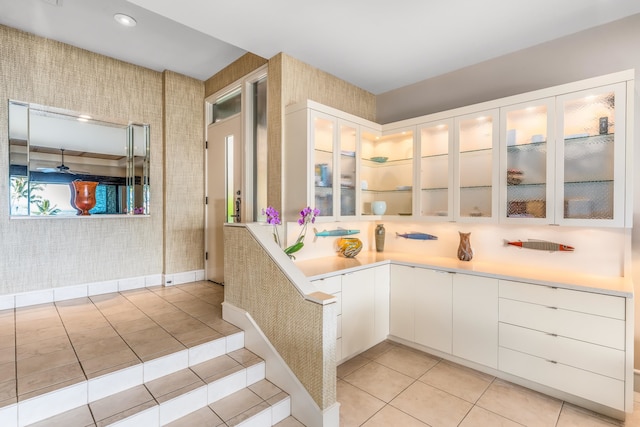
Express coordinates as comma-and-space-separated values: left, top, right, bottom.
396, 232, 438, 240
314, 228, 360, 242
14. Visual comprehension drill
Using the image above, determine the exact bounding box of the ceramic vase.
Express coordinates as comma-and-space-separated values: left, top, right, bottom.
375, 224, 385, 252
71, 181, 98, 216
372, 201, 386, 215
457, 231, 473, 261
338, 237, 363, 258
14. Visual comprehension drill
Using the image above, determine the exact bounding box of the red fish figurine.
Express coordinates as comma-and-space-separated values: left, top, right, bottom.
506, 239, 574, 252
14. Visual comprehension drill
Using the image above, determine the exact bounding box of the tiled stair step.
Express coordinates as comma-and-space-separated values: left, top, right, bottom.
27, 348, 292, 426
12, 331, 245, 426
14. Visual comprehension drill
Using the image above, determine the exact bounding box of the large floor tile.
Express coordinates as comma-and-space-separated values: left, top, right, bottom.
337, 356, 370, 379
337, 379, 385, 427
361, 405, 428, 427
419, 360, 494, 403
459, 405, 523, 427
390, 380, 473, 427
476, 379, 562, 427
374, 346, 439, 379
556, 403, 623, 427
344, 361, 413, 403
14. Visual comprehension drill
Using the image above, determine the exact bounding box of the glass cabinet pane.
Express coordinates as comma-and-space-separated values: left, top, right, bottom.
504, 104, 549, 219
313, 115, 334, 217
457, 112, 496, 219
361, 129, 413, 216
560, 88, 618, 220
420, 121, 451, 218
339, 123, 357, 216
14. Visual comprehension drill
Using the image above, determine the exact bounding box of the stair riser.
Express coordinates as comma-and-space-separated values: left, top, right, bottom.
4, 332, 245, 427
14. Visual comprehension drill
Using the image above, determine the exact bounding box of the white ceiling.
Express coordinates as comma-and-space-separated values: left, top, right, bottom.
2, 0, 640, 95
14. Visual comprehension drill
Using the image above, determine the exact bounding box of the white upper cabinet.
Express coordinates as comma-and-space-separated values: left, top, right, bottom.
499, 81, 628, 227
555, 83, 626, 227
500, 99, 555, 224
361, 127, 415, 216
284, 101, 379, 221
285, 71, 632, 227
454, 109, 500, 222
418, 119, 454, 220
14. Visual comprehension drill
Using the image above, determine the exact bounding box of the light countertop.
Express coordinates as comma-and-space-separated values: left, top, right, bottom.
295, 251, 634, 298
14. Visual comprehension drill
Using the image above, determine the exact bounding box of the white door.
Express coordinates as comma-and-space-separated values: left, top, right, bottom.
206, 114, 243, 283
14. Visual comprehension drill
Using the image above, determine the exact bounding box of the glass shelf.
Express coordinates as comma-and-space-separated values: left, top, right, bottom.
459, 147, 492, 155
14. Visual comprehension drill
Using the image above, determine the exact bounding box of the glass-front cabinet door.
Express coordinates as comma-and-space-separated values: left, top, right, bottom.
311, 112, 335, 218
339, 121, 358, 217
361, 128, 414, 216
555, 83, 626, 226
454, 110, 499, 222
418, 119, 453, 219
500, 100, 554, 223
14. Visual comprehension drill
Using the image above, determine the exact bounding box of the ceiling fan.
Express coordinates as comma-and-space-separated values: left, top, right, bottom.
37, 149, 81, 174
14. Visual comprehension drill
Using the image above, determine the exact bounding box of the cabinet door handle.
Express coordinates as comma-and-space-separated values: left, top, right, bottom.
546, 333, 558, 337
547, 306, 558, 310
546, 359, 558, 364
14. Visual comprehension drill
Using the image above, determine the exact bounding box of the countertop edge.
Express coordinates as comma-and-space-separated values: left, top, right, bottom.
299, 251, 633, 298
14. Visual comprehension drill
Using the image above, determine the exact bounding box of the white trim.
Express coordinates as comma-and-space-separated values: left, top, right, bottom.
222, 301, 340, 427
0, 269, 204, 309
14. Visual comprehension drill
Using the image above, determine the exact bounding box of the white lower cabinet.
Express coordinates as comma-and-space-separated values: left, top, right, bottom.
498, 279, 627, 412
452, 274, 498, 369
314, 265, 390, 363
316, 264, 630, 414
389, 264, 416, 341
373, 264, 390, 344
311, 275, 342, 361
414, 269, 453, 353
342, 268, 376, 359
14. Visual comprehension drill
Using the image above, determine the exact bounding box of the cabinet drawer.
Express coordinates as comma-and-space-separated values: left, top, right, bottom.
499, 347, 624, 411
499, 280, 624, 320
337, 314, 342, 339
499, 298, 624, 350
499, 323, 624, 380
312, 276, 342, 294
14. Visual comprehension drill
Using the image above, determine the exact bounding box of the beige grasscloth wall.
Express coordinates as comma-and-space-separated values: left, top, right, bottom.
162, 71, 205, 274
0, 25, 204, 294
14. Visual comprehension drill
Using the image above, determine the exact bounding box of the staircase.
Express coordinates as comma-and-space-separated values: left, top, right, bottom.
0, 282, 302, 426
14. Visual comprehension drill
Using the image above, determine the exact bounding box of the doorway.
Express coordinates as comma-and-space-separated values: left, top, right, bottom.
204, 67, 267, 284
206, 114, 242, 283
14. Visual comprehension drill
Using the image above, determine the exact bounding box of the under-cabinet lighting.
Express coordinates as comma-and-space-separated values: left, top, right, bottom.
114, 13, 137, 27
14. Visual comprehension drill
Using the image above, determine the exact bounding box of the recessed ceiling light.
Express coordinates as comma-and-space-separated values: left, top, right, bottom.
114, 13, 137, 27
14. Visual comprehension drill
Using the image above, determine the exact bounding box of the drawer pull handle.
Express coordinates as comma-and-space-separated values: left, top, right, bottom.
546, 333, 558, 337
546, 359, 558, 364
547, 306, 558, 310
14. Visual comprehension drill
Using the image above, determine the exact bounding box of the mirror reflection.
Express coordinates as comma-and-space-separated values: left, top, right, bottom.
8, 100, 150, 216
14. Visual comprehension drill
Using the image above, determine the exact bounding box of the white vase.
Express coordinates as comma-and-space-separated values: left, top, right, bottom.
372, 201, 387, 215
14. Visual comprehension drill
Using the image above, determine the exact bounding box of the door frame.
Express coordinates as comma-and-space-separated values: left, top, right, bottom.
204, 65, 267, 282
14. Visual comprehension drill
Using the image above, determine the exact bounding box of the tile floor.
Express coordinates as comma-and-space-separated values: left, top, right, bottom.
0, 281, 241, 409
3, 281, 639, 426
337, 341, 640, 427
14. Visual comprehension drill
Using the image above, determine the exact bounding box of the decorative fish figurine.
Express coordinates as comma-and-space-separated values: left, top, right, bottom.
314, 228, 360, 242
505, 239, 574, 252
396, 232, 438, 240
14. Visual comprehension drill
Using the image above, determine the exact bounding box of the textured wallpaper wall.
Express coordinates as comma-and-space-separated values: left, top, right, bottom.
162, 71, 205, 274
0, 25, 203, 294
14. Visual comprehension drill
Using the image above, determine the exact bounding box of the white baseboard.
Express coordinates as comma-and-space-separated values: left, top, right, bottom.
163, 269, 206, 286
222, 301, 340, 427
0, 269, 205, 310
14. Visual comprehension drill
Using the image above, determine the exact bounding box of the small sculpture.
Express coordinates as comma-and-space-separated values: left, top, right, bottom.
506, 239, 574, 252
457, 232, 473, 261
337, 237, 363, 258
